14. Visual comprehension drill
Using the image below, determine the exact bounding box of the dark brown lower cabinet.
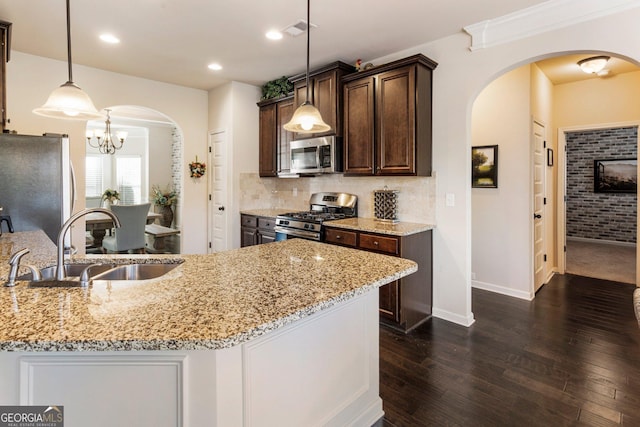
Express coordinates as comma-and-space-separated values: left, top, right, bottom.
324, 226, 432, 332
240, 214, 276, 247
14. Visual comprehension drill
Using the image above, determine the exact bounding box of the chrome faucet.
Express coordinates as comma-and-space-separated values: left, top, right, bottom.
56, 208, 121, 281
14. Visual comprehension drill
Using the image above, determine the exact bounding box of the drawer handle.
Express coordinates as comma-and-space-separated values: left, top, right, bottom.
373, 241, 379, 246
335, 235, 342, 239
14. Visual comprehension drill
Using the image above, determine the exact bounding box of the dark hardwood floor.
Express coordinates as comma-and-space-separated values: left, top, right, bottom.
378, 274, 640, 426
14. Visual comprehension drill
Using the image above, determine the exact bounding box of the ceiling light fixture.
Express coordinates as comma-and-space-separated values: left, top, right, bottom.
577, 55, 610, 74
33, 0, 102, 120
208, 63, 223, 71
283, 0, 330, 134
99, 33, 120, 44
265, 30, 283, 40
86, 109, 127, 154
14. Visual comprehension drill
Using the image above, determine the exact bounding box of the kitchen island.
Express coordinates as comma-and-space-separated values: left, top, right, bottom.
0, 230, 416, 426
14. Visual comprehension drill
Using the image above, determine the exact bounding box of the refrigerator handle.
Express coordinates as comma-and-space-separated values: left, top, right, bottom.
70, 161, 76, 213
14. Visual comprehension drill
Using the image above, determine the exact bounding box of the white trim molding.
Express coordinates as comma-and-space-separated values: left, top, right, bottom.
463, 0, 640, 51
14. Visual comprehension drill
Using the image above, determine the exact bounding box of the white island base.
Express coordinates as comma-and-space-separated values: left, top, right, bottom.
0, 289, 383, 427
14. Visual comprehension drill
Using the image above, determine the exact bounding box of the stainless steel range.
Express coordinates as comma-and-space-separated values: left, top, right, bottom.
274, 192, 358, 241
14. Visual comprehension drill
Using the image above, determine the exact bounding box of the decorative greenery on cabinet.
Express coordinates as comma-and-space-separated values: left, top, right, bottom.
261, 76, 293, 101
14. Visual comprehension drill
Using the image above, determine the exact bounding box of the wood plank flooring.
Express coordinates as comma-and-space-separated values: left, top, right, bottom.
378, 274, 640, 426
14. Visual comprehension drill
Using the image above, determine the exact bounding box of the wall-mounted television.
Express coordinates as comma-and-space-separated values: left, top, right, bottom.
594, 158, 637, 193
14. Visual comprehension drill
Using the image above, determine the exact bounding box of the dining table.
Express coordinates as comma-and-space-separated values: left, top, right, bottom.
86, 211, 162, 247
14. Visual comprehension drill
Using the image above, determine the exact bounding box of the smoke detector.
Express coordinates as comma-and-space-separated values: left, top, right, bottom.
283, 20, 317, 37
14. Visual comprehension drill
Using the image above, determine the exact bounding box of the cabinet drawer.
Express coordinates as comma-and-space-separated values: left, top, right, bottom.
359, 233, 399, 255
258, 217, 275, 230
324, 228, 357, 247
241, 215, 257, 227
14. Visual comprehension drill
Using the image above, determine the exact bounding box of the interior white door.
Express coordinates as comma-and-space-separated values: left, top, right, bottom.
533, 121, 546, 292
208, 131, 227, 253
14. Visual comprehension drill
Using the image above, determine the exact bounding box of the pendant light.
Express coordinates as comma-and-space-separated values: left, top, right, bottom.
283, 0, 331, 133
33, 0, 102, 120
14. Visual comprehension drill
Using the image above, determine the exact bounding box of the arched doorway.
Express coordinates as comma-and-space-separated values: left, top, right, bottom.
84, 105, 184, 254
470, 52, 640, 307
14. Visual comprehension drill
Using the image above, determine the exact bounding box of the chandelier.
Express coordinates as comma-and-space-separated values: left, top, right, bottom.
86, 109, 128, 154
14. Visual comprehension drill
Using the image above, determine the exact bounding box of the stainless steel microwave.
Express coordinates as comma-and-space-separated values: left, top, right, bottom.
290, 136, 342, 175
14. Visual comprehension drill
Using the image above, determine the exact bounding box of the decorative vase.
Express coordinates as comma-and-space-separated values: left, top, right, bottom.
159, 205, 173, 227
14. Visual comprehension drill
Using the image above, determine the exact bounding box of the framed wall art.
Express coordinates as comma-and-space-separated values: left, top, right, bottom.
594, 158, 637, 193
471, 145, 498, 188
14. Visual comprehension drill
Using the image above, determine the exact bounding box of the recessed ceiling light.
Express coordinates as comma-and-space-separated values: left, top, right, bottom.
208, 63, 223, 71
266, 30, 283, 40
99, 34, 120, 44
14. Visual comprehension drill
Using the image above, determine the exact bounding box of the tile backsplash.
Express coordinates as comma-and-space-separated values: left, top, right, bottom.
239, 173, 436, 224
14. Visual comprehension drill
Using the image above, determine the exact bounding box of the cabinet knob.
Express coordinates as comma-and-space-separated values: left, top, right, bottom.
374, 241, 379, 245
336, 235, 342, 239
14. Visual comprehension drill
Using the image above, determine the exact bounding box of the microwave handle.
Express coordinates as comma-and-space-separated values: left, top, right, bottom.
316, 146, 321, 169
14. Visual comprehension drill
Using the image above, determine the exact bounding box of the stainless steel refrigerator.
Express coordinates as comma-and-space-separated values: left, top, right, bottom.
0, 133, 73, 243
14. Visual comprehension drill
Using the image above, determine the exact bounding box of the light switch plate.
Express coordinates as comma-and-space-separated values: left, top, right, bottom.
445, 193, 455, 207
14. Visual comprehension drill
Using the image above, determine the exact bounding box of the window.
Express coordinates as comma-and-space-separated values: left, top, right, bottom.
85, 156, 104, 197
116, 156, 142, 204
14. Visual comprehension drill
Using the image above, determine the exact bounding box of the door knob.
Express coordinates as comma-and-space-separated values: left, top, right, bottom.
533, 214, 541, 219
218, 206, 225, 211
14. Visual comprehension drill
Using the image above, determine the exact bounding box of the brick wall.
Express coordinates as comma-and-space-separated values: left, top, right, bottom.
566, 126, 637, 243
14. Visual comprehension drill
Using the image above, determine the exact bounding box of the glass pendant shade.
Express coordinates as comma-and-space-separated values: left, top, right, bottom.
283, 101, 331, 133
32, 0, 102, 121
33, 81, 102, 120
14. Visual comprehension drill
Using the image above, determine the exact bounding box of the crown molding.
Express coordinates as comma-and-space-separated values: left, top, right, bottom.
463, 0, 640, 51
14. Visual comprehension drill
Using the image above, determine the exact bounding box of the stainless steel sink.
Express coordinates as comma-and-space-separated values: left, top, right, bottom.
24, 262, 182, 287
91, 263, 180, 281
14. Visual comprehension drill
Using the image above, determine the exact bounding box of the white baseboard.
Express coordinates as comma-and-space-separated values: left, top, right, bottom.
432, 307, 475, 327
567, 236, 636, 248
472, 280, 534, 301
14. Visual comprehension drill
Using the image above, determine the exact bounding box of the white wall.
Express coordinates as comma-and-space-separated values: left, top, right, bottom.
6, 52, 208, 253
471, 66, 533, 300
208, 81, 261, 249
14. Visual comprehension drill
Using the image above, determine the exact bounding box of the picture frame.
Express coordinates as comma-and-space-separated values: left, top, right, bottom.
594, 158, 637, 193
547, 148, 554, 167
471, 145, 498, 188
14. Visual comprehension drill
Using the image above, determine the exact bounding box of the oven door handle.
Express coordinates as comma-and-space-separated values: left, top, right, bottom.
274, 226, 320, 240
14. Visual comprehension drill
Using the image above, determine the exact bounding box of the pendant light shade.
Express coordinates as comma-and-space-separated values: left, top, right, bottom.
33, 81, 101, 120
33, 0, 102, 120
284, 101, 331, 133
283, 0, 331, 134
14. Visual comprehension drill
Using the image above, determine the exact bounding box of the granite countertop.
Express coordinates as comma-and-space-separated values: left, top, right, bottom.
240, 209, 293, 218
326, 217, 435, 236
0, 231, 416, 352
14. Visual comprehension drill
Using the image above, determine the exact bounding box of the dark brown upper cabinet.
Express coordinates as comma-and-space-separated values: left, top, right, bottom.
258, 95, 294, 177
289, 61, 355, 138
342, 54, 437, 176
0, 20, 11, 132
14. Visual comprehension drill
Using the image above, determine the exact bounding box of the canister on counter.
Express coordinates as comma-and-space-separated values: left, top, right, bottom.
374, 186, 399, 223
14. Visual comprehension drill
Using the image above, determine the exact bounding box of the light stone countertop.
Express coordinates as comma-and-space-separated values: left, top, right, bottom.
326, 217, 435, 236
240, 209, 293, 218
0, 231, 416, 352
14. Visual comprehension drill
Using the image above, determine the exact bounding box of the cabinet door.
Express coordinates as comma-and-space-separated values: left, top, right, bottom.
259, 103, 277, 177
241, 227, 258, 247
343, 76, 375, 175
276, 99, 295, 173
376, 65, 416, 175
379, 281, 400, 322
258, 231, 276, 244
312, 70, 338, 136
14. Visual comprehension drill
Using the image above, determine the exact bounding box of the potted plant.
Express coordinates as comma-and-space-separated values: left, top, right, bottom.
101, 188, 120, 208
260, 76, 293, 101
152, 185, 177, 227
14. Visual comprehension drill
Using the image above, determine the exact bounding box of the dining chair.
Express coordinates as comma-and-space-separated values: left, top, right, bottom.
101, 203, 151, 254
